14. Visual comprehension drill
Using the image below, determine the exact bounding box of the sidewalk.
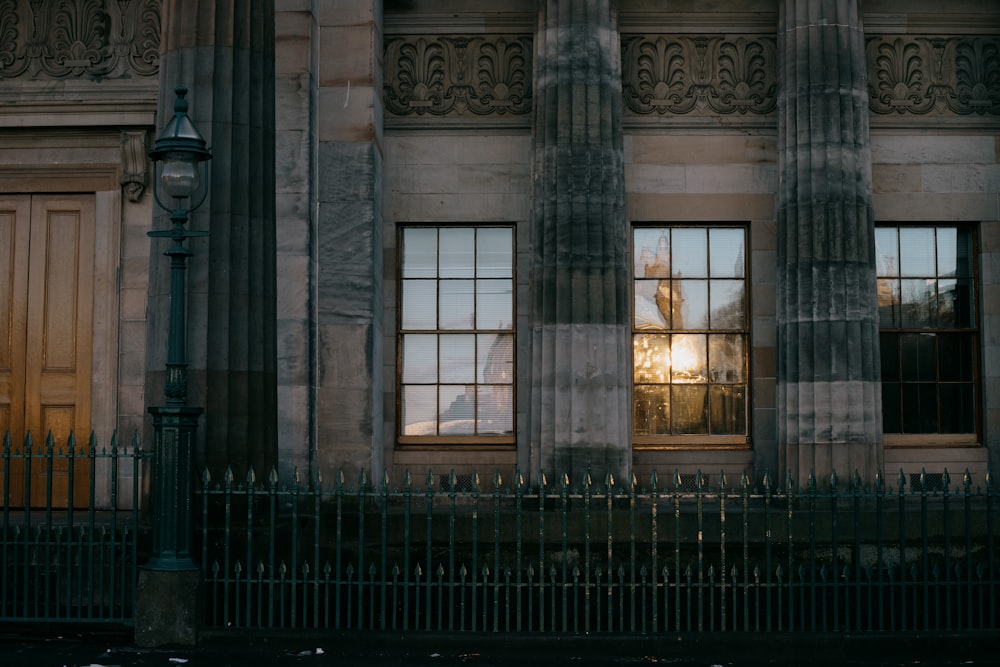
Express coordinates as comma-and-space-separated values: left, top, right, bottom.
1, 628, 998, 667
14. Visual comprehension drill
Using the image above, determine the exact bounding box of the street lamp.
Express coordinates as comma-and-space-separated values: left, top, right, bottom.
145, 85, 211, 572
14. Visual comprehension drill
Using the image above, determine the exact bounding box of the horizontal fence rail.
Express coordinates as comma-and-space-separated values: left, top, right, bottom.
198, 468, 998, 634
1, 431, 145, 625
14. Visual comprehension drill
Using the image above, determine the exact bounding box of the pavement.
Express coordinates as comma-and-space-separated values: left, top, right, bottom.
1, 628, 999, 667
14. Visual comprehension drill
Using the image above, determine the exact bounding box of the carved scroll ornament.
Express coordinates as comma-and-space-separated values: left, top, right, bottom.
384, 35, 532, 116
622, 35, 778, 116
0, 0, 160, 79
867, 36, 1000, 116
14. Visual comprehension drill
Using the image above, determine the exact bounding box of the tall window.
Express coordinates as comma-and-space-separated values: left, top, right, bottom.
876, 225, 978, 441
632, 226, 749, 447
398, 226, 514, 445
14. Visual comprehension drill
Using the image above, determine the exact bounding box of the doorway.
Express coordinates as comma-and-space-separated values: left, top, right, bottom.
0, 194, 95, 507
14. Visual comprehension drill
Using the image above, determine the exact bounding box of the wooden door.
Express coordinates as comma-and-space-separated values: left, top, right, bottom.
0, 195, 94, 508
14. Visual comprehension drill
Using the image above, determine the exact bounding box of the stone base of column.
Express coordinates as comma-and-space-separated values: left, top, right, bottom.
134, 568, 203, 647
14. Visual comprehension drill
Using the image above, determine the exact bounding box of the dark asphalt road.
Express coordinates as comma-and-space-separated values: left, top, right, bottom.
1, 630, 998, 667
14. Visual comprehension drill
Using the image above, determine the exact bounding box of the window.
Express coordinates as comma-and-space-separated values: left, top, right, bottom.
632, 226, 749, 447
876, 225, 978, 441
398, 226, 514, 445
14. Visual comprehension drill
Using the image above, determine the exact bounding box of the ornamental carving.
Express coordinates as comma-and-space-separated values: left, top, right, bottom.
0, 0, 160, 79
867, 36, 1000, 115
622, 35, 778, 115
384, 35, 532, 116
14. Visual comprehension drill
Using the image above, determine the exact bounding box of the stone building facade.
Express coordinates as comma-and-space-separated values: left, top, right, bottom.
1, 0, 998, 505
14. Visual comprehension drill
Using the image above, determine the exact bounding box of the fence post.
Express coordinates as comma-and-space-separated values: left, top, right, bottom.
135, 406, 203, 647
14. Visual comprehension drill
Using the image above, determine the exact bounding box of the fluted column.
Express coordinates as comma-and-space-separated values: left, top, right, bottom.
776, 0, 882, 486
529, 0, 630, 483
147, 0, 277, 477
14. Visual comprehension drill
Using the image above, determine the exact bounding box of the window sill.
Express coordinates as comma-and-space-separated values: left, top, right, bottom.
633, 435, 750, 450
883, 434, 979, 448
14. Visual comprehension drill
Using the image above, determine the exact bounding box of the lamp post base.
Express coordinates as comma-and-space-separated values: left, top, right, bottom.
135, 568, 202, 647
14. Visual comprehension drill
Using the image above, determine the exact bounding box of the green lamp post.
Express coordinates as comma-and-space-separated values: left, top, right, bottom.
145, 85, 212, 572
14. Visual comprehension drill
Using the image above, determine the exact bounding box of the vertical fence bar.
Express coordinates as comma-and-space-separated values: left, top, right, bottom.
559, 473, 569, 632
719, 471, 727, 632
380, 471, 389, 631
515, 472, 524, 632
898, 471, 907, 631
648, 471, 657, 634
447, 471, 456, 631
470, 473, 480, 632
584, 472, 592, 634
401, 471, 410, 632
493, 471, 502, 633
537, 472, 546, 632
988, 472, 995, 629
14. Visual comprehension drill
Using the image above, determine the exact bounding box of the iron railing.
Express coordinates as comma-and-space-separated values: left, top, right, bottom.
0, 431, 145, 624
198, 467, 998, 634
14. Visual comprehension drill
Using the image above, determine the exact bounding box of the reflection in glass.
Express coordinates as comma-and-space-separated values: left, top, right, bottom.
439, 385, 475, 434
875, 227, 899, 277
709, 228, 744, 277
476, 279, 513, 329
439, 228, 475, 278
477, 228, 512, 278
439, 280, 474, 329
670, 334, 707, 383
402, 228, 437, 278
402, 334, 438, 383
402, 280, 437, 329
478, 333, 514, 384
402, 386, 437, 435
672, 228, 707, 278
877, 278, 900, 327
477, 385, 513, 434
634, 384, 670, 435
709, 334, 744, 383
672, 384, 708, 434
634, 280, 670, 329
634, 334, 671, 384
902, 384, 937, 433
634, 229, 670, 278
710, 385, 745, 434
710, 280, 745, 329
900, 228, 936, 276
901, 279, 936, 328
675, 280, 709, 329
439, 334, 474, 383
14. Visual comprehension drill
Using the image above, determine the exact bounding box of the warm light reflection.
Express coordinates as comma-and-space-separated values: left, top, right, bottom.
633, 335, 707, 383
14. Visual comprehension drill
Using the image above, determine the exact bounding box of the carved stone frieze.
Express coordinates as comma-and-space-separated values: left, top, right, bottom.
867, 36, 1000, 116
621, 35, 778, 116
383, 35, 532, 116
0, 0, 160, 79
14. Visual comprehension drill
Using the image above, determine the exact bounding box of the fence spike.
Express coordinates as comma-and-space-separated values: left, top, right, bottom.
920, 468, 927, 492
425, 469, 434, 490
853, 469, 863, 493
942, 469, 951, 493
24, 430, 33, 452
382, 468, 390, 490
630, 472, 638, 490
45, 431, 55, 453
785, 469, 794, 493
584, 470, 593, 488
224, 465, 235, 487
201, 467, 212, 486
830, 469, 838, 492
875, 469, 884, 492
807, 470, 816, 492
403, 469, 411, 490
985, 470, 992, 491
246, 467, 257, 486
358, 469, 367, 488
66, 431, 77, 456
493, 469, 503, 490
515, 470, 525, 490
741, 470, 750, 491
539, 470, 548, 488
472, 471, 480, 492
605, 471, 615, 490
696, 470, 704, 491
718, 469, 727, 492
562, 472, 570, 488
897, 468, 906, 491
649, 469, 658, 490
437, 563, 445, 577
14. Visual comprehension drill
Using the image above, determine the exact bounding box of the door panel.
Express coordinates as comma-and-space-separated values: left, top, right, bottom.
0, 195, 94, 508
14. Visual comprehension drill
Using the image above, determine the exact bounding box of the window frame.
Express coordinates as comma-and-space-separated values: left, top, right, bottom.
631, 223, 751, 450
876, 223, 981, 447
396, 223, 516, 449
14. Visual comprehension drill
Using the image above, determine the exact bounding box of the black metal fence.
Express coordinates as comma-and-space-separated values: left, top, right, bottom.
0, 432, 144, 624
197, 467, 998, 634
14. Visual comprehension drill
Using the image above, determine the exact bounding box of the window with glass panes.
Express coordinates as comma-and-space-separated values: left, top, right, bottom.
876, 225, 978, 439
398, 226, 514, 444
632, 226, 749, 446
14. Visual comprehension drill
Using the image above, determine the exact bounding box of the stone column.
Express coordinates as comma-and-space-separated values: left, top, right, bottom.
146, 0, 278, 478
776, 0, 882, 486
529, 0, 630, 484
139, 0, 276, 646
315, 0, 384, 481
